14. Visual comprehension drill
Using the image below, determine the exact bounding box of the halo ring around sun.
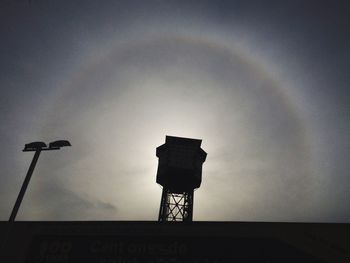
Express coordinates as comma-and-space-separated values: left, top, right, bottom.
39, 34, 315, 220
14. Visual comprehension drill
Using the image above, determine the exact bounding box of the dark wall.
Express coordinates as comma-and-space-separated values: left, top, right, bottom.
0, 221, 349, 262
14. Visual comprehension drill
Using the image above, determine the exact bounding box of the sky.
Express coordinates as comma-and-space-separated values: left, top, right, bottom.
0, 0, 349, 222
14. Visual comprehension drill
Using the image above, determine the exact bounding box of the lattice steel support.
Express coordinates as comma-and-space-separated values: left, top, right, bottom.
158, 188, 194, 222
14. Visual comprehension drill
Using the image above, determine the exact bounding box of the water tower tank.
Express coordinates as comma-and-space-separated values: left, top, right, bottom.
156, 136, 207, 194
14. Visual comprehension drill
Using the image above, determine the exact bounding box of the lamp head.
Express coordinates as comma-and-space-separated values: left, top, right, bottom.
49, 140, 71, 149
23, 141, 47, 151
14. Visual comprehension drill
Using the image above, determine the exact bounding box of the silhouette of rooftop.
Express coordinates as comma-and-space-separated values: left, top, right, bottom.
1, 221, 349, 262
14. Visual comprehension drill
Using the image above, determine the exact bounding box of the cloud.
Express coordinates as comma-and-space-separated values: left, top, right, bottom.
19, 178, 118, 220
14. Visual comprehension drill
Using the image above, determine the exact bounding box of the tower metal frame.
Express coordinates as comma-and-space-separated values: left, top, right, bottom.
158, 188, 194, 222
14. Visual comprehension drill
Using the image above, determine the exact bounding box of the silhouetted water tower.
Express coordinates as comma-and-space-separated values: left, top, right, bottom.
156, 136, 207, 222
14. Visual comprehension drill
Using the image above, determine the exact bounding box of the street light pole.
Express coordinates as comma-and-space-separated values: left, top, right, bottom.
9, 149, 41, 222
8, 140, 71, 222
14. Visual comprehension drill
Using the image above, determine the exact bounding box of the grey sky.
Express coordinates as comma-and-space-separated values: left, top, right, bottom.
1, 0, 349, 222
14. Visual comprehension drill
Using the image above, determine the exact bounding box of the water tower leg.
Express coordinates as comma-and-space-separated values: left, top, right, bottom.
158, 188, 194, 222
158, 188, 169, 222
183, 189, 194, 222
